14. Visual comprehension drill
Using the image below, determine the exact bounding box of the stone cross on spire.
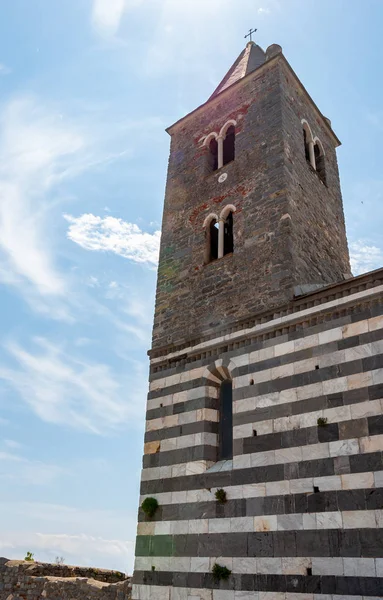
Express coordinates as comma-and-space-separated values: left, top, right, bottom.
244, 27, 257, 43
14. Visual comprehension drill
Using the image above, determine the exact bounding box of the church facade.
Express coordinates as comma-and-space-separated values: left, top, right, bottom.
132, 42, 383, 600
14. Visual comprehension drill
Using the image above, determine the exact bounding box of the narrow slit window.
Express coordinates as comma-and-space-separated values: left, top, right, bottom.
218, 380, 233, 461
207, 219, 219, 262
303, 128, 311, 163
223, 211, 234, 256
314, 143, 326, 185
223, 125, 235, 165
209, 138, 218, 172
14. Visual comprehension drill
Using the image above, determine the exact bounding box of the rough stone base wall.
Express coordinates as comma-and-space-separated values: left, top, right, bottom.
0, 559, 131, 600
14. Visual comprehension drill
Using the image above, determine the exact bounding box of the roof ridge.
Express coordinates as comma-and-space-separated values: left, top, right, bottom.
209, 42, 266, 100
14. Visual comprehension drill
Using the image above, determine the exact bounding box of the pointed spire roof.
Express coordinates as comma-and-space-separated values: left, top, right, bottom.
209, 42, 266, 100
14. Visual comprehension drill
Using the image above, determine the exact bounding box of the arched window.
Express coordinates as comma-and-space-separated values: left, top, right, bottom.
203, 214, 219, 263
301, 119, 315, 169
209, 219, 219, 262
218, 379, 233, 461
209, 138, 218, 172
223, 211, 234, 256
303, 128, 311, 163
314, 141, 326, 185
222, 125, 235, 165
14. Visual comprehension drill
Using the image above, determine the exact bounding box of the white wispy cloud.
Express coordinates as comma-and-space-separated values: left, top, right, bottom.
0, 531, 132, 571
0, 501, 136, 570
349, 240, 383, 276
0, 451, 65, 486
3, 439, 23, 450
91, 0, 142, 37
0, 63, 11, 75
91, 0, 125, 36
0, 337, 145, 433
64, 213, 160, 266
124, 0, 274, 78
0, 96, 84, 298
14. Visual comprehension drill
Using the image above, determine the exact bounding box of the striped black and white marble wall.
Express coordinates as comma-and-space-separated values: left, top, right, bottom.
132, 282, 383, 600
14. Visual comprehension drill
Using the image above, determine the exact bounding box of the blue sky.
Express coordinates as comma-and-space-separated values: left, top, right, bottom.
0, 0, 382, 574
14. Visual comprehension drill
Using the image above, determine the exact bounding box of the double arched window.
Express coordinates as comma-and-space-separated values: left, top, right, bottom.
301, 119, 327, 185
204, 120, 237, 173
203, 204, 236, 263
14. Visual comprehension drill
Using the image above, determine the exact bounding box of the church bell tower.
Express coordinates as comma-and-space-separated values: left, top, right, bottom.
132, 42, 383, 600
151, 41, 351, 351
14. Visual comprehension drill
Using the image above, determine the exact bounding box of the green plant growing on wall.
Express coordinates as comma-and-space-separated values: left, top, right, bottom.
24, 552, 34, 562
215, 488, 227, 504
317, 417, 328, 427
212, 563, 231, 582
141, 497, 159, 519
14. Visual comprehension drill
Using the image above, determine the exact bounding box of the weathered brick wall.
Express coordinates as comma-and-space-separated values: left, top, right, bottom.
154, 58, 291, 349
280, 60, 351, 287
152, 51, 351, 350
0, 558, 131, 600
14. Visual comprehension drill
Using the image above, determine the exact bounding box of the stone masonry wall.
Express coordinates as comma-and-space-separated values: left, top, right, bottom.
133, 275, 383, 599
0, 558, 131, 600
153, 57, 291, 349
280, 60, 351, 287
152, 52, 351, 350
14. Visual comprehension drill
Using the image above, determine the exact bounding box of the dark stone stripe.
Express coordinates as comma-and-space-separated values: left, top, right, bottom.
143, 417, 383, 467
144, 420, 218, 444
140, 450, 383, 495
135, 529, 383, 558
143, 445, 217, 469
147, 347, 383, 402
234, 382, 383, 427
147, 378, 383, 426
234, 354, 383, 402
232, 326, 383, 379
138, 487, 383, 522
148, 378, 211, 401
133, 570, 383, 596
146, 396, 217, 422
149, 299, 383, 380
236, 416, 383, 457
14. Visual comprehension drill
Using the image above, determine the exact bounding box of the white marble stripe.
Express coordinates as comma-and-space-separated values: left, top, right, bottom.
144, 398, 383, 454
149, 366, 207, 392
149, 321, 383, 394
140, 434, 383, 481
149, 288, 383, 365
132, 583, 383, 600
145, 367, 383, 431
235, 367, 383, 414
235, 339, 383, 388
139, 471, 382, 506
233, 398, 383, 439
136, 509, 382, 536
133, 555, 379, 576
146, 407, 219, 433
145, 432, 215, 454
146, 386, 218, 415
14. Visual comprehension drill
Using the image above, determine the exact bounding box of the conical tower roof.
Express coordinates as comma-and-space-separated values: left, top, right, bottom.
209, 41, 266, 100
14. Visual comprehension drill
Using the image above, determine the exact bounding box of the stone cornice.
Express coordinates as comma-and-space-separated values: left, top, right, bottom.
149, 268, 383, 371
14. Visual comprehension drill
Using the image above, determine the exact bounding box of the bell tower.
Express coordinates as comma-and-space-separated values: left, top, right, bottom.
152, 41, 351, 351
132, 42, 383, 600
